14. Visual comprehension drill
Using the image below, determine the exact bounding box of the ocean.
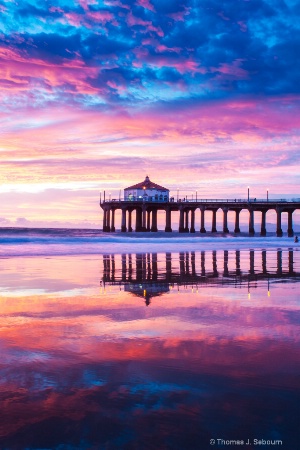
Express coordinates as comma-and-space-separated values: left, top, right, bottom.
0, 228, 299, 449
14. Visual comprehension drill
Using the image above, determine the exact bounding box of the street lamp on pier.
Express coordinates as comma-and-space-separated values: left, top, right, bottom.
267, 189, 269, 202
177, 188, 179, 202
247, 186, 250, 202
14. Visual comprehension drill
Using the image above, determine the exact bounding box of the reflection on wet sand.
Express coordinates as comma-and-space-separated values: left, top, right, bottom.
102, 249, 300, 305
0, 250, 300, 449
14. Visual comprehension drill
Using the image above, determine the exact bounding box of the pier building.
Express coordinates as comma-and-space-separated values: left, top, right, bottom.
100, 176, 300, 236
124, 175, 169, 202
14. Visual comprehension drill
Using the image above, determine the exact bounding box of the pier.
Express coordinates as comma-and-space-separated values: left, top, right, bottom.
100, 199, 300, 237
100, 176, 300, 236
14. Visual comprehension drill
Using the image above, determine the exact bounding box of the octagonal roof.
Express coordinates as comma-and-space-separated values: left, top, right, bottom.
124, 176, 169, 191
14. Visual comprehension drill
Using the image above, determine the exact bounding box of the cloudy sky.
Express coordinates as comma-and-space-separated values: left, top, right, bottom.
0, 0, 299, 227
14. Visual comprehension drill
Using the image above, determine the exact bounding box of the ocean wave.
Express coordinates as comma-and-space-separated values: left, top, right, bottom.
0, 227, 298, 257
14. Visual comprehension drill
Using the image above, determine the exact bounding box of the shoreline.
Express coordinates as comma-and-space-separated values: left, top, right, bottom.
103, 230, 299, 239
0, 230, 299, 258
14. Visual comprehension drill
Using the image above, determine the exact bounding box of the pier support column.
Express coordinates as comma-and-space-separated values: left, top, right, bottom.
260, 210, 267, 236
106, 208, 111, 232
179, 207, 185, 233
146, 210, 151, 231
234, 210, 241, 233
200, 208, 206, 233
211, 210, 217, 233
102, 209, 107, 232
165, 207, 172, 232
128, 210, 133, 232
184, 210, 189, 233
121, 208, 127, 232
248, 209, 255, 235
135, 208, 142, 232
222, 208, 229, 233
142, 206, 147, 231
287, 210, 294, 237
111, 209, 115, 232
190, 210, 195, 233
276, 208, 283, 237
151, 209, 158, 232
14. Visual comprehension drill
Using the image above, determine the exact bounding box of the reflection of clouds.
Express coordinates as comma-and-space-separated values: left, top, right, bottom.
1, 335, 300, 447
1, 251, 299, 447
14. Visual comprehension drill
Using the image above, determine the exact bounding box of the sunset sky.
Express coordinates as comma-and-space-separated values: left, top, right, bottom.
0, 0, 299, 227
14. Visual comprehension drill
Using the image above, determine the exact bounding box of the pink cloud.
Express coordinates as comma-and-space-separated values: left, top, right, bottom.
0, 46, 101, 96
168, 7, 191, 22
126, 12, 164, 36
64, 10, 118, 28
103, 0, 130, 10
211, 59, 248, 79
132, 50, 206, 74
237, 21, 248, 32
218, 11, 230, 21
139, 39, 181, 54
135, 0, 155, 12
49, 6, 64, 13
155, 44, 181, 54
1, 97, 299, 168
107, 80, 127, 94
77, 0, 98, 11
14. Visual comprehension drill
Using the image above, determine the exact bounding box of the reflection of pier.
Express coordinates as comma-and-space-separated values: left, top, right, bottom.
101, 250, 300, 304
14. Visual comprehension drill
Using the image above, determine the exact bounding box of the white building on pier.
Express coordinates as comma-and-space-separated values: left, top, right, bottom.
124, 175, 169, 202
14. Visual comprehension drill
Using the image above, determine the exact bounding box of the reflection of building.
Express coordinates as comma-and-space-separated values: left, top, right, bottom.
101, 250, 300, 305
124, 175, 169, 202
125, 282, 170, 306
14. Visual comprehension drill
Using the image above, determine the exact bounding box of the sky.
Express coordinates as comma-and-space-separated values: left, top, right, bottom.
0, 0, 300, 228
